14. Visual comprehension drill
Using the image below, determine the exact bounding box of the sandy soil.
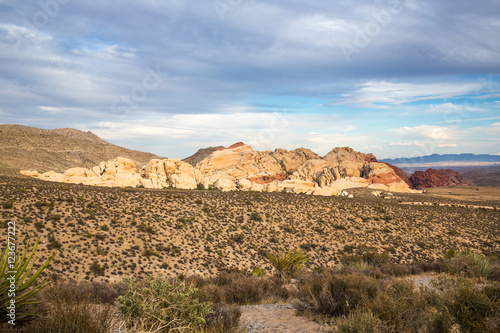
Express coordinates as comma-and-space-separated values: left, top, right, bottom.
240, 304, 329, 333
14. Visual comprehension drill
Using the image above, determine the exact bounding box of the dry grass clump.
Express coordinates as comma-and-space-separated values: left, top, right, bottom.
192, 271, 290, 305
204, 304, 242, 333
433, 277, 500, 332
21, 282, 120, 333
118, 275, 212, 332
295, 271, 380, 318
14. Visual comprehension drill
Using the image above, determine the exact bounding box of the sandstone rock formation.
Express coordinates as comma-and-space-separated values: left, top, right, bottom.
21, 157, 142, 187
140, 159, 198, 189
20, 144, 418, 196
409, 169, 476, 189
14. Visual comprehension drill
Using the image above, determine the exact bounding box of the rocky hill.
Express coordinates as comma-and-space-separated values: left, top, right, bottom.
21, 142, 416, 196
0, 124, 161, 173
182, 145, 224, 166
409, 169, 475, 190
461, 166, 500, 187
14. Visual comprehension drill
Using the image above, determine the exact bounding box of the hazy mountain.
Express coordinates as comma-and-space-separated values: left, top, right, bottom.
382, 153, 500, 165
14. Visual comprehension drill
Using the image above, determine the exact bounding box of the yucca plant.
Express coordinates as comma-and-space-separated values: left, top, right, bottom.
252, 267, 266, 277
464, 251, 493, 280
1, 238, 54, 323
266, 249, 308, 279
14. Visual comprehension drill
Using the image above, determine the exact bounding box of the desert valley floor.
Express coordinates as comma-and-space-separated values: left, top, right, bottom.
1, 174, 499, 283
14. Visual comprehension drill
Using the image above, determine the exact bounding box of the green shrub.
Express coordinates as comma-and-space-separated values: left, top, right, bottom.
435, 277, 500, 332
368, 279, 451, 332
118, 276, 212, 332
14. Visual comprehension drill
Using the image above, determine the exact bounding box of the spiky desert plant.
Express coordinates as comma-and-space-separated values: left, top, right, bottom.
464, 251, 493, 280
252, 267, 266, 277
265, 249, 308, 279
1, 238, 54, 323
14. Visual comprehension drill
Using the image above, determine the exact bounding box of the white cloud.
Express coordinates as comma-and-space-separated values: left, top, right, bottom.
342, 81, 481, 107
39, 106, 68, 114
389, 125, 457, 141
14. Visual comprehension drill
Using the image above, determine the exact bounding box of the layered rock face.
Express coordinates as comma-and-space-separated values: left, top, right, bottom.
21, 144, 417, 195
409, 169, 476, 189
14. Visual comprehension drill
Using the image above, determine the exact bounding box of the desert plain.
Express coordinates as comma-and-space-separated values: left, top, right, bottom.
1, 172, 498, 283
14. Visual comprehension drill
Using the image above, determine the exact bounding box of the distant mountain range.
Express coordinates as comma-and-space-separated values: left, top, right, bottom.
381, 153, 500, 187
382, 153, 500, 165
381, 153, 500, 173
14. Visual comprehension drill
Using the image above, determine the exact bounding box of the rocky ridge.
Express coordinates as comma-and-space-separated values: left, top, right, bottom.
21, 143, 417, 196
0, 124, 160, 172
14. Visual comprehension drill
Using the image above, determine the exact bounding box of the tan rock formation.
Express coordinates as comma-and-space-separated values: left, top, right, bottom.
140, 159, 197, 189
20, 144, 415, 196
21, 157, 141, 187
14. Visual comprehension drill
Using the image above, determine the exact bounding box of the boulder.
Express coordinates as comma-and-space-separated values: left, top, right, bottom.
213, 178, 236, 191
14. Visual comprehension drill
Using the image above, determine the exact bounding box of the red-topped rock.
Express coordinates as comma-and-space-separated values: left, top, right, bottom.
216, 142, 246, 151
409, 169, 475, 189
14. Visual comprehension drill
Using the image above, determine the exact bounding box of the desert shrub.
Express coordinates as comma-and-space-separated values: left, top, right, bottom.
368, 279, 452, 332
490, 264, 500, 282
204, 304, 241, 333
249, 212, 262, 221
118, 276, 212, 332
90, 261, 105, 276
294, 272, 380, 317
230, 233, 245, 244
335, 310, 385, 333
203, 272, 289, 305
185, 274, 206, 288
379, 264, 411, 277
434, 277, 500, 332
220, 274, 265, 304
341, 245, 389, 267
483, 282, 500, 303
2, 202, 13, 209
200, 283, 224, 305
41, 281, 125, 305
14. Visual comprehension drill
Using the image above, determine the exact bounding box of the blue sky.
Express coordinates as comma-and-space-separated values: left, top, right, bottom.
1, 0, 499, 159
